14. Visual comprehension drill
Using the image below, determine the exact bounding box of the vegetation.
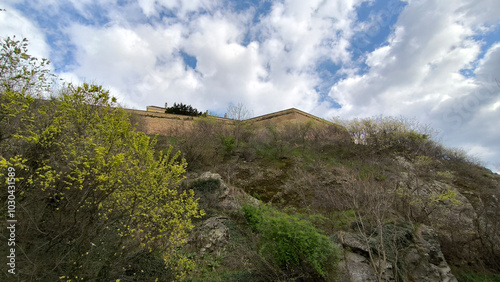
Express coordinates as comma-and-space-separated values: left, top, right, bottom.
0, 37, 202, 281
242, 204, 339, 280
165, 102, 203, 116
168, 105, 499, 279
2, 36, 499, 281
454, 268, 500, 282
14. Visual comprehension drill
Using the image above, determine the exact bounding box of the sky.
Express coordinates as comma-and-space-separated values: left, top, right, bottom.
1, 0, 499, 172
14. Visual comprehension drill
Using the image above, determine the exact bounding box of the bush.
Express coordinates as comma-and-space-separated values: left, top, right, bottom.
176, 117, 225, 170
242, 204, 263, 230
165, 102, 202, 116
454, 268, 500, 282
219, 135, 236, 158
0, 37, 202, 280
334, 116, 433, 154
242, 204, 339, 280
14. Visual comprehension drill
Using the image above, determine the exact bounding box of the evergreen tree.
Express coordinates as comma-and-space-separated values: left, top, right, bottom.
165, 102, 202, 116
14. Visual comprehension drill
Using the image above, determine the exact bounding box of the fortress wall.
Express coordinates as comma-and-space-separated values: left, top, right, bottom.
248, 108, 327, 126
126, 109, 233, 136
249, 110, 352, 143
126, 109, 198, 136
124, 108, 350, 143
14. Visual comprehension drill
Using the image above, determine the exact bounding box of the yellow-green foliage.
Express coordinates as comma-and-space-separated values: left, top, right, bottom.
1, 38, 202, 281
336, 116, 432, 154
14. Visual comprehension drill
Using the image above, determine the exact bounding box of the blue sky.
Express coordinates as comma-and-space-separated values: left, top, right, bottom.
1, 0, 500, 172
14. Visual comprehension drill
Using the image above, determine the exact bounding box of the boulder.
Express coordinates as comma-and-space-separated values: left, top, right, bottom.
338, 231, 371, 254
404, 225, 457, 282
337, 223, 457, 282
340, 252, 378, 282
191, 172, 259, 212
190, 216, 230, 256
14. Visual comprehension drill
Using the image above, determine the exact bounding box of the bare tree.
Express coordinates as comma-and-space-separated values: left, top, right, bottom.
226, 102, 253, 121
337, 172, 404, 282
226, 103, 253, 146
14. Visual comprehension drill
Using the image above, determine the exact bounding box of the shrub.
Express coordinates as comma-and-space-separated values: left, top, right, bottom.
219, 135, 236, 158
0, 37, 202, 280
242, 204, 339, 280
334, 116, 433, 154
242, 204, 263, 230
176, 117, 225, 170
165, 102, 202, 116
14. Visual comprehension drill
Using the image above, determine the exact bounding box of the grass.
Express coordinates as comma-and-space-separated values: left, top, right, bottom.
454, 268, 500, 282
329, 210, 358, 231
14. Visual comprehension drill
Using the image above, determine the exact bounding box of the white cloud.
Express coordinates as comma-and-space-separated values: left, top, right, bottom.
57, 0, 364, 115
73, 24, 194, 107
137, 0, 221, 19
329, 0, 488, 117
3, 0, 364, 115
3, 0, 499, 170
327, 0, 500, 170
0, 6, 50, 61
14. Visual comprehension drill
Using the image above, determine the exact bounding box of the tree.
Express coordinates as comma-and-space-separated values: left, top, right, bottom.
165, 102, 202, 116
0, 36, 55, 144
226, 102, 252, 121
226, 103, 253, 147
0, 36, 54, 95
0, 37, 202, 281
333, 116, 436, 155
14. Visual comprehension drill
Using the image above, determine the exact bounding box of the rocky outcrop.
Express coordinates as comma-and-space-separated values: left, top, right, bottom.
340, 252, 378, 282
405, 225, 457, 282
190, 216, 230, 255
394, 156, 487, 267
189, 171, 259, 212
338, 223, 457, 282
184, 170, 497, 278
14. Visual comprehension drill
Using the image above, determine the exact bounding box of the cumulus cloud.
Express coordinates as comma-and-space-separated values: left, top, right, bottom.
1, 0, 499, 170
53, 0, 366, 115
137, 0, 221, 20
328, 0, 500, 169
0, 5, 50, 61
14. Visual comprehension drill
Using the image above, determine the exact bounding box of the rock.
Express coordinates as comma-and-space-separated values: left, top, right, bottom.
342, 252, 378, 282
338, 231, 371, 254
337, 223, 457, 282
396, 164, 481, 266
404, 225, 457, 282
198, 171, 223, 181
191, 216, 230, 256
190, 172, 259, 212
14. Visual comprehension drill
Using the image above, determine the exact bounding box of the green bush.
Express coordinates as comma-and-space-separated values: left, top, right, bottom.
335, 116, 433, 154
165, 102, 202, 116
242, 204, 339, 280
220, 135, 236, 157
242, 204, 263, 230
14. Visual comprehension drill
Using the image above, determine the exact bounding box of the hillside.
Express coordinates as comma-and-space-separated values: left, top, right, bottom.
150, 114, 500, 281
1, 36, 499, 281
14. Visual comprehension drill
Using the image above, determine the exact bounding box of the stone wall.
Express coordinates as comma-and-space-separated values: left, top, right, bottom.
126, 109, 231, 136
125, 108, 349, 141
248, 108, 327, 126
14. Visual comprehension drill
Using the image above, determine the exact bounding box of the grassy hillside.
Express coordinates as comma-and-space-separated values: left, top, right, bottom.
2, 36, 499, 281
153, 114, 500, 281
